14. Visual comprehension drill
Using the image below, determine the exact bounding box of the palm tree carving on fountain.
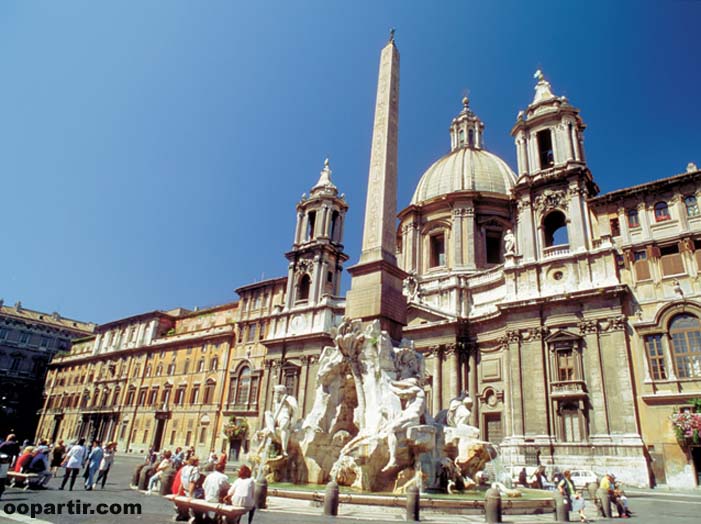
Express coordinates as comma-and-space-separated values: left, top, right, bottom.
334, 318, 370, 431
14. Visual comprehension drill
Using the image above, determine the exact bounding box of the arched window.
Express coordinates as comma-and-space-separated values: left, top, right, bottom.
669, 314, 701, 378
330, 211, 340, 242
197, 358, 205, 373
210, 357, 218, 371
468, 128, 474, 147
167, 361, 176, 375
543, 211, 568, 247
654, 201, 670, 222
231, 366, 260, 409
112, 386, 121, 407
685, 195, 699, 217
297, 274, 311, 302
627, 208, 640, 228
306, 211, 316, 240
156, 364, 163, 376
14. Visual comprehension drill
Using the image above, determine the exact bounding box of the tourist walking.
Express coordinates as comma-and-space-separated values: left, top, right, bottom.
94, 442, 116, 489
60, 438, 87, 491
84, 440, 103, 490
50, 440, 66, 474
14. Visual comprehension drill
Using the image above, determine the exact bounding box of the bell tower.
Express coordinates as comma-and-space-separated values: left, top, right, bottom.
284, 159, 349, 309
511, 71, 599, 261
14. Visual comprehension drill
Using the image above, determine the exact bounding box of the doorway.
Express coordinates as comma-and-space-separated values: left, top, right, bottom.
153, 419, 166, 452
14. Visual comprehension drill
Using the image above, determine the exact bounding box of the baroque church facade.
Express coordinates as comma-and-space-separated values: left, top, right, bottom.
37, 42, 701, 488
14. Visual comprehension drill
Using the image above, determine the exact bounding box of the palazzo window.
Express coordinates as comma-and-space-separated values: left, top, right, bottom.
685, 195, 700, 217
660, 244, 684, 277
633, 250, 651, 280
137, 388, 148, 406
429, 233, 446, 268
282, 364, 300, 397
232, 366, 260, 409
210, 357, 218, 371
609, 217, 620, 237
537, 129, 554, 169
148, 387, 159, 406
670, 314, 701, 379
627, 208, 640, 228
654, 201, 670, 222
125, 388, 135, 406
174, 387, 186, 406
644, 334, 667, 380
190, 385, 200, 405
203, 379, 216, 404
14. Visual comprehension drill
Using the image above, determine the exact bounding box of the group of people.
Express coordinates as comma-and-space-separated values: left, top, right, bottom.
145, 448, 256, 523
0, 433, 116, 492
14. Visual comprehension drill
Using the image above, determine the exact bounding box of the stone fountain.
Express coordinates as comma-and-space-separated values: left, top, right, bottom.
249, 318, 497, 494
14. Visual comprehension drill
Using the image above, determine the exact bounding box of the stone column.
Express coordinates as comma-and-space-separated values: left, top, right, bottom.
506, 332, 525, 436
311, 255, 323, 304
285, 262, 295, 309
468, 344, 478, 426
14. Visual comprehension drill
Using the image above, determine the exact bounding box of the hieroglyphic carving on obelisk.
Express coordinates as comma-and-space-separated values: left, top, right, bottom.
346, 32, 407, 340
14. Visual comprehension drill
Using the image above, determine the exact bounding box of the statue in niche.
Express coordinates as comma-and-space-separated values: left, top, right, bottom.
260, 384, 298, 457
381, 377, 426, 472
402, 272, 422, 303
503, 229, 516, 256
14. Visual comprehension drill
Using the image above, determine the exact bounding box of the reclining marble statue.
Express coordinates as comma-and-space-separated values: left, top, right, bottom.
249, 318, 497, 493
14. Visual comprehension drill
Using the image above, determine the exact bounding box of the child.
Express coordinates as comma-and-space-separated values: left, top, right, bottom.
572, 490, 586, 523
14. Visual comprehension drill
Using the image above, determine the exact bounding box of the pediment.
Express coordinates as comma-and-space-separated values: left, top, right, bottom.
406, 302, 454, 327
544, 329, 581, 343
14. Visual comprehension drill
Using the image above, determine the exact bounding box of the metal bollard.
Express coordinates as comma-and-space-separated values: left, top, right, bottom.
553, 491, 569, 522
324, 481, 340, 517
484, 487, 502, 524
254, 477, 268, 509
406, 485, 420, 522
596, 488, 611, 518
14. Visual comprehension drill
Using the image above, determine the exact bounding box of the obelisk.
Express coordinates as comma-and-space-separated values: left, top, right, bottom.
346, 31, 407, 341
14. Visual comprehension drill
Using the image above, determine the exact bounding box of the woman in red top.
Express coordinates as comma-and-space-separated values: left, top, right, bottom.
14, 447, 35, 472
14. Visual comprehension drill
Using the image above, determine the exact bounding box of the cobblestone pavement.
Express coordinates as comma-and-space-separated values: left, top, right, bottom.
0, 455, 698, 523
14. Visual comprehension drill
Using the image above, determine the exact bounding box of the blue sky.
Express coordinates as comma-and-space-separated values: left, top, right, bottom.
2, 1, 699, 324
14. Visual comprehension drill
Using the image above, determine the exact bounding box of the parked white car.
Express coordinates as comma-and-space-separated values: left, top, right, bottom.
569, 469, 598, 489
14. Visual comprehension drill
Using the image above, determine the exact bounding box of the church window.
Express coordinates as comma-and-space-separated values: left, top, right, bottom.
458, 129, 465, 146
644, 335, 667, 380
282, 364, 300, 396
654, 201, 670, 222
307, 211, 316, 240
627, 208, 640, 228
543, 211, 568, 247
685, 195, 700, 217
555, 343, 577, 381
297, 275, 311, 302
468, 129, 475, 147
558, 401, 585, 442
429, 233, 446, 268
669, 314, 701, 379
485, 230, 503, 264
536, 129, 554, 169
609, 217, 620, 237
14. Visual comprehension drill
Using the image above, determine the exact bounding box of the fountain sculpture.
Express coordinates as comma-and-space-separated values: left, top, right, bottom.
250, 318, 497, 493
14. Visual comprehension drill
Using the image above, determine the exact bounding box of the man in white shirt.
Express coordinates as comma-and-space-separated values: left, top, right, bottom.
203, 463, 230, 503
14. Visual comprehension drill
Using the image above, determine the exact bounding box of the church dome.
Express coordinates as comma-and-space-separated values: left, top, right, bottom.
411, 147, 517, 204
410, 97, 517, 205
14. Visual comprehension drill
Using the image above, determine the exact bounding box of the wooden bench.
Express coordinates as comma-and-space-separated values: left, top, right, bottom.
165, 494, 250, 524
7, 472, 40, 490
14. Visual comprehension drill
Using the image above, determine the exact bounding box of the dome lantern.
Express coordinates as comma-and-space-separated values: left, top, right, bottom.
449, 96, 485, 152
